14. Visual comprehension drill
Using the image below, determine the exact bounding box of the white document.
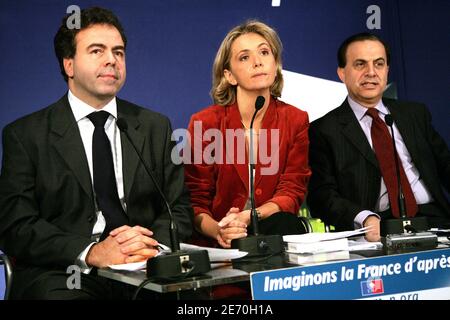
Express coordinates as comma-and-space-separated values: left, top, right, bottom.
108, 261, 146, 271
286, 250, 350, 265
179, 243, 248, 261
429, 228, 450, 233
107, 243, 248, 271
348, 239, 382, 251
283, 227, 370, 244
286, 238, 349, 254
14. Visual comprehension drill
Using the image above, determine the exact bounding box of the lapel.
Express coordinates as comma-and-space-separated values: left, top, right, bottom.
117, 99, 146, 203
338, 100, 379, 169
50, 94, 93, 200
383, 98, 422, 170
224, 103, 249, 192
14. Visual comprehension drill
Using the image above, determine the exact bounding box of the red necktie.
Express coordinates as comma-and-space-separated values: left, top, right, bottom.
366, 108, 418, 217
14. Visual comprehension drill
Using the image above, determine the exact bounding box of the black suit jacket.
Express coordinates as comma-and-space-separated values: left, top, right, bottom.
307, 98, 450, 231
0, 95, 193, 289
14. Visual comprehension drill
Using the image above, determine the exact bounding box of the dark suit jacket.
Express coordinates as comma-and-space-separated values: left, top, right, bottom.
0, 95, 193, 294
307, 98, 450, 231
184, 97, 311, 247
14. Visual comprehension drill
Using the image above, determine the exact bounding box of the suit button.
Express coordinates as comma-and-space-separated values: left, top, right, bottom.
88, 215, 95, 222
255, 188, 262, 196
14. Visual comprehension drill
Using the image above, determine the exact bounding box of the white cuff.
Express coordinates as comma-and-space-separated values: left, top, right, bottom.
76, 242, 97, 274
354, 210, 380, 229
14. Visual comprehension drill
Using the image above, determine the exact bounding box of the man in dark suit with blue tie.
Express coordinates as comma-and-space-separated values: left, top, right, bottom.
0, 7, 193, 299
308, 33, 450, 242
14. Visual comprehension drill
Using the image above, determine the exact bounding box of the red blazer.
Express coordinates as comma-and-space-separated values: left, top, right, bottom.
184, 97, 311, 246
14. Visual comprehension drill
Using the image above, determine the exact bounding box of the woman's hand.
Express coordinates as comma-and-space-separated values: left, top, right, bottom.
217, 208, 248, 248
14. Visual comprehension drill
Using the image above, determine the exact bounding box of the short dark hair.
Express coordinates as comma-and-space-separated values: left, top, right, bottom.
54, 7, 127, 82
337, 32, 390, 68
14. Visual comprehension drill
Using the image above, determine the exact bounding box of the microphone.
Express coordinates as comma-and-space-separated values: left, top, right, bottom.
380, 114, 430, 245
231, 96, 284, 257
116, 118, 210, 279
249, 95, 265, 235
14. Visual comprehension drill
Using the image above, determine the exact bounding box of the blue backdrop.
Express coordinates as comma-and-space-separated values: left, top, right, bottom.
0, 0, 448, 141
0, 0, 449, 299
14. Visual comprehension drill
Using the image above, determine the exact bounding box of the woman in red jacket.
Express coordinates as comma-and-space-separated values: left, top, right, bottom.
185, 20, 311, 248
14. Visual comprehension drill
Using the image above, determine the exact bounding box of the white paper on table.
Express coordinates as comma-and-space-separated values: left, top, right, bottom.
283, 227, 371, 243
180, 243, 248, 261
348, 239, 382, 251
107, 242, 248, 271
108, 261, 146, 271
286, 238, 349, 254
429, 228, 450, 233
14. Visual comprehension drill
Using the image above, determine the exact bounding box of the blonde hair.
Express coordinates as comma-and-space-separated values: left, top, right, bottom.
211, 20, 284, 106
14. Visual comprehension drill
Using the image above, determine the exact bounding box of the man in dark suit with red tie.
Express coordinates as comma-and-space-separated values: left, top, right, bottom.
0, 7, 193, 299
307, 33, 450, 242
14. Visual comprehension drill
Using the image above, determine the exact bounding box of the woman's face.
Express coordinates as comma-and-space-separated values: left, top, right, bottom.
224, 32, 277, 95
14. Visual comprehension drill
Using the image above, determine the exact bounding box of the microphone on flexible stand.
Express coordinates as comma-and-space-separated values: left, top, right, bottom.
380, 115, 435, 253
231, 96, 284, 257
116, 118, 210, 279
249, 96, 265, 236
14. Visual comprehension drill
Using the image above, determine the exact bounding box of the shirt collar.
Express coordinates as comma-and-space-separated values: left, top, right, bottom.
347, 96, 388, 121
68, 90, 118, 122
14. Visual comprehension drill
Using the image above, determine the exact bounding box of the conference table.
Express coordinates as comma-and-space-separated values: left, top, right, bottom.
97, 252, 308, 298
97, 244, 422, 297
97, 242, 450, 300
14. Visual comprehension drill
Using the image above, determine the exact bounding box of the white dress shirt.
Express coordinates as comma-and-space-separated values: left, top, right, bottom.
68, 90, 125, 272
347, 97, 433, 228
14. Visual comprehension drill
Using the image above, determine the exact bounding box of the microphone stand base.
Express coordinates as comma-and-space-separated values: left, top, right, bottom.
382, 232, 438, 255
231, 234, 284, 258
380, 216, 429, 236
147, 250, 210, 279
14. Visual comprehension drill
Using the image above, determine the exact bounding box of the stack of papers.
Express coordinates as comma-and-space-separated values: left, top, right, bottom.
286, 251, 350, 265
282, 227, 373, 265
285, 237, 349, 254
